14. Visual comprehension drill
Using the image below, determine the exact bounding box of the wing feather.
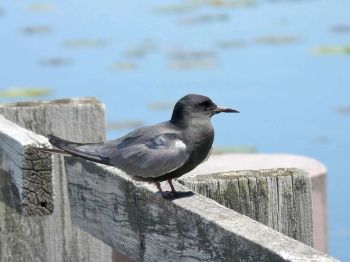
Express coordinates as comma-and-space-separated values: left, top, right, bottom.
98, 132, 188, 178
50, 123, 189, 178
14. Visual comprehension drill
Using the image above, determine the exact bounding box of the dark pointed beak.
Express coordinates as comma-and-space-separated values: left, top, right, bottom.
213, 106, 239, 114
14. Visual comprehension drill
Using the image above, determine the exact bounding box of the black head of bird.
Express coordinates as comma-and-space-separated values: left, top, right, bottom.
170, 94, 239, 127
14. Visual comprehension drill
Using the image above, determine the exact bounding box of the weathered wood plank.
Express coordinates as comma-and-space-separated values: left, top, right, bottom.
0, 98, 112, 262
0, 98, 106, 143
185, 153, 328, 252
180, 168, 313, 247
0, 115, 53, 216
65, 158, 336, 262
277, 174, 295, 239
293, 171, 313, 245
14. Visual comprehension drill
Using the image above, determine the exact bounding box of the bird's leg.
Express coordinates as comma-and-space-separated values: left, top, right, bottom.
167, 179, 176, 193
155, 182, 164, 194
155, 182, 172, 199
167, 179, 194, 199
155, 180, 194, 200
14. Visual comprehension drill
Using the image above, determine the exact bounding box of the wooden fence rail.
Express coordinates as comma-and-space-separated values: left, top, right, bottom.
0, 115, 52, 216
180, 168, 313, 246
182, 153, 328, 252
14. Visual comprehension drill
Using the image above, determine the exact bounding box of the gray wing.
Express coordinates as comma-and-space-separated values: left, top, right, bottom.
75, 128, 189, 178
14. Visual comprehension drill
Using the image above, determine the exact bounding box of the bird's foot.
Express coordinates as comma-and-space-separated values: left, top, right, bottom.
156, 190, 194, 200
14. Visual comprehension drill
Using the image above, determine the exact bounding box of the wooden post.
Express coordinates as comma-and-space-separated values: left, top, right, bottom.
64, 158, 336, 262
183, 153, 328, 252
0, 115, 53, 215
180, 168, 313, 246
0, 98, 112, 262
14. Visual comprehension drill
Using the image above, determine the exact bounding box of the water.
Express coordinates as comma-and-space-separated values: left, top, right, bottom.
1, 0, 349, 260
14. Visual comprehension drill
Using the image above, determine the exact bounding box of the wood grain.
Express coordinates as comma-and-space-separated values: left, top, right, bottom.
180, 169, 313, 246
184, 152, 328, 252
0, 115, 53, 215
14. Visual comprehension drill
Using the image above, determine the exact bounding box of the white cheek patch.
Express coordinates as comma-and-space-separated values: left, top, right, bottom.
174, 140, 186, 150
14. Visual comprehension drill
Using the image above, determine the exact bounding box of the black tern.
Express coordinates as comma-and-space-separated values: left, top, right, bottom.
41, 94, 239, 198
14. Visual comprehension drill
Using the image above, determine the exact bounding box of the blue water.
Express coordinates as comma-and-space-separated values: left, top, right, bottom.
1, 1, 349, 260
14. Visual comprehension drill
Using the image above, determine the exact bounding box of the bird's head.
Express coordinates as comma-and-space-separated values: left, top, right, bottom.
170, 94, 239, 126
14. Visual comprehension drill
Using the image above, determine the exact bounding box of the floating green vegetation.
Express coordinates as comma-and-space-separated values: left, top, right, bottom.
335, 106, 350, 114
169, 59, 216, 70
169, 50, 216, 60
154, 0, 255, 14
21, 25, 53, 35
205, 0, 256, 8
107, 120, 144, 130
168, 49, 217, 70
0, 87, 52, 98
254, 35, 300, 45
154, 3, 199, 14
312, 46, 350, 55
178, 13, 230, 25
26, 3, 57, 12
38, 57, 73, 67
110, 62, 137, 71
212, 145, 257, 154
331, 25, 350, 34
63, 38, 111, 48
147, 102, 174, 111
216, 39, 247, 49
125, 40, 157, 59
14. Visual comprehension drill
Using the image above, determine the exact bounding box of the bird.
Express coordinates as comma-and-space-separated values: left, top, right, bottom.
39, 94, 239, 199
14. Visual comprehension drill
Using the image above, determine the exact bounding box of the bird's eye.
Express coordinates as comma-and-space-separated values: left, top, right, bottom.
199, 101, 211, 108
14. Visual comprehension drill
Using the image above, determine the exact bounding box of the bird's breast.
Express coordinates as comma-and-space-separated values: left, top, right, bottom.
146, 121, 214, 182
184, 121, 214, 166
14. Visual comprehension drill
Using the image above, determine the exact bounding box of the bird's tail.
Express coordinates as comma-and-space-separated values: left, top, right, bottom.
32, 134, 80, 156
47, 134, 83, 151
42, 134, 108, 164
34, 147, 73, 156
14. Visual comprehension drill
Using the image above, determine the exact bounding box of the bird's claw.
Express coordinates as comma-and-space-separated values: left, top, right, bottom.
156, 190, 194, 200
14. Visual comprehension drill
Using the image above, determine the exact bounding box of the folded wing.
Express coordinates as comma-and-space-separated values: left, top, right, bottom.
48, 128, 189, 178
98, 132, 189, 178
